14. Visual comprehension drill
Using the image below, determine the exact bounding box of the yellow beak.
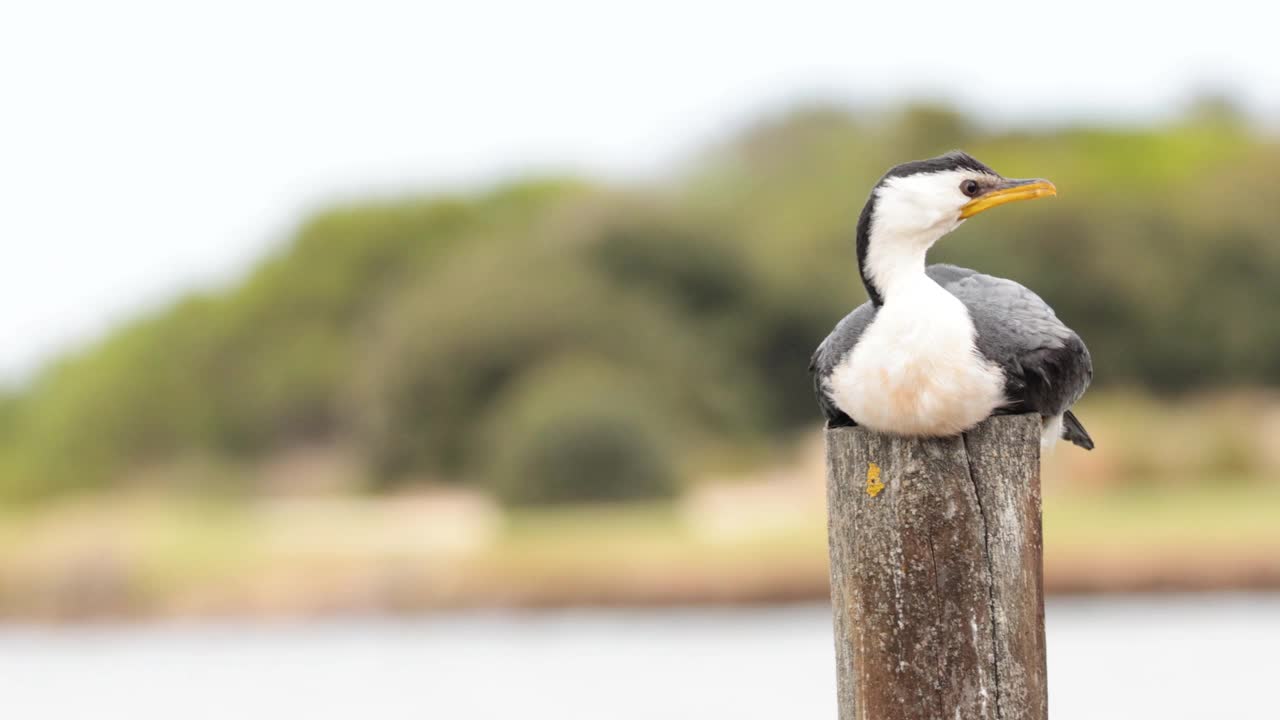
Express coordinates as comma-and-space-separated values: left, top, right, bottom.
959, 178, 1057, 219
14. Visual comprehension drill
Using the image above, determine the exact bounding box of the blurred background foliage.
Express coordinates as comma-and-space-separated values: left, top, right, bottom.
2, 102, 1279, 504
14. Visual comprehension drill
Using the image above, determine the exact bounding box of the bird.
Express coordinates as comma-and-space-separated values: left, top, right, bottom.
809, 151, 1094, 449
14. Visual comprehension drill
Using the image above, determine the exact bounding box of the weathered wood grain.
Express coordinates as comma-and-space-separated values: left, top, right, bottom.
825, 414, 1046, 720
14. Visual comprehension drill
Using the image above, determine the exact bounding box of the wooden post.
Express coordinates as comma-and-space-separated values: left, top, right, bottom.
825, 414, 1047, 720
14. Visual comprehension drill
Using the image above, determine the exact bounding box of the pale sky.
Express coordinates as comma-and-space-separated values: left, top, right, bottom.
2, 1, 1277, 384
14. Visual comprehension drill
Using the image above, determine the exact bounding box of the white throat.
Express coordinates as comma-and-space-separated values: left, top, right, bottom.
863, 226, 936, 301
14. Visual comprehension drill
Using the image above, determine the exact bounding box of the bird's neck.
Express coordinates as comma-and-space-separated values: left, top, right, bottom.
859, 226, 941, 306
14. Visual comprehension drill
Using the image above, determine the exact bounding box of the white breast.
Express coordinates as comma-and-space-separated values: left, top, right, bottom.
824, 279, 1006, 437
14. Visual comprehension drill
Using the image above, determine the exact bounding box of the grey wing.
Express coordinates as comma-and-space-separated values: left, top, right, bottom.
933, 266, 1093, 418
923, 263, 979, 286
809, 301, 877, 427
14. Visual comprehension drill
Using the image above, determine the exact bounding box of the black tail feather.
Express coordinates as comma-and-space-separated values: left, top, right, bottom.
1062, 410, 1094, 450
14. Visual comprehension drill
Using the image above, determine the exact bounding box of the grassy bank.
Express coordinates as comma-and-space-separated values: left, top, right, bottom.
2, 481, 1277, 621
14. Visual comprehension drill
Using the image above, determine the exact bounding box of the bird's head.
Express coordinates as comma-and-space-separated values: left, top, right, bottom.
856, 151, 1056, 304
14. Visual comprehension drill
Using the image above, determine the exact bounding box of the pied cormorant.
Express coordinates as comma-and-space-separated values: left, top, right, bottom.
810, 151, 1094, 449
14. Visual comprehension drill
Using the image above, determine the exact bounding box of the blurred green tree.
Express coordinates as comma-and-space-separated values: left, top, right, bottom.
481, 356, 678, 505
3, 104, 1279, 502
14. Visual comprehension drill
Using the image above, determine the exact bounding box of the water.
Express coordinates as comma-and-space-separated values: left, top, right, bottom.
1, 594, 1276, 719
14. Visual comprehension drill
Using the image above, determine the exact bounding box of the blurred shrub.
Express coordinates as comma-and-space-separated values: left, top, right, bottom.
0, 393, 24, 499
481, 357, 678, 505
350, 207, 759, 486
589, 211, 751, 319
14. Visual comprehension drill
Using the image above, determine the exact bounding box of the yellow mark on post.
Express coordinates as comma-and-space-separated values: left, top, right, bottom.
866, 462, 885, 497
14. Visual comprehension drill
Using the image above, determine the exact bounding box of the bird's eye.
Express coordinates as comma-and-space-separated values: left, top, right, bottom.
961, 179, 981, 197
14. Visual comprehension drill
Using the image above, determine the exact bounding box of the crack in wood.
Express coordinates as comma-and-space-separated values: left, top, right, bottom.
964, 430, 1005, 720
